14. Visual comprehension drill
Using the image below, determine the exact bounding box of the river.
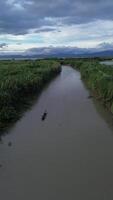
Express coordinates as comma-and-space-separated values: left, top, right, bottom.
0, 66, 113, 200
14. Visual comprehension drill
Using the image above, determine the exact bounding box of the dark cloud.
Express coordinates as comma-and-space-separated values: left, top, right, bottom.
34, 27, 57, 33
98, 42, 113, 50
1, 0, 113, 35
0, 43, 8, 48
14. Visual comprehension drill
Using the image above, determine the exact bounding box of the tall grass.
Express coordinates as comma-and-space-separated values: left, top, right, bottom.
61, 58, 113, 113
0, 60, 61, 133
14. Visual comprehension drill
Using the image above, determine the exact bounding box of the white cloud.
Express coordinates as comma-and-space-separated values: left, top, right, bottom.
1, 19, 113, 53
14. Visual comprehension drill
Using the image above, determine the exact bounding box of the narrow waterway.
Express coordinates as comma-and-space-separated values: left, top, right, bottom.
0, 66, 113, 200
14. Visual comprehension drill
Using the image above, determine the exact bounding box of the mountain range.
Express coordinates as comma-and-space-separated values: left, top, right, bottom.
0, 43, 113, 59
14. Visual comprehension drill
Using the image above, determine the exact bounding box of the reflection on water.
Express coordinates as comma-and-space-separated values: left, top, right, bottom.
0, 66, 113, 200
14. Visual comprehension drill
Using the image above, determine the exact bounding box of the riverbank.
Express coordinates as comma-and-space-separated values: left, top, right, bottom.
0, 60, 61, 134
61, 58, 113, 114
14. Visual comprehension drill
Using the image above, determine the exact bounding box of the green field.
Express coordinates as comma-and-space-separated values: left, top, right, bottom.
0, 59, 61, 133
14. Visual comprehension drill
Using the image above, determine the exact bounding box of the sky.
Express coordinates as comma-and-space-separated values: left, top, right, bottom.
1, 0, 113, 55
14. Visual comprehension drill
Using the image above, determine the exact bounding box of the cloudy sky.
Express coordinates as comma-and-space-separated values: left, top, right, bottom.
1, 0, 113, 54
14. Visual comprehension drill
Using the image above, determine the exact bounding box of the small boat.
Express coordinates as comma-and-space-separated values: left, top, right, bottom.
41, 111, 47, 121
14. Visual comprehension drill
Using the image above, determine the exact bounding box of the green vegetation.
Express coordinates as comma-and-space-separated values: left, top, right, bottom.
0, 59, 61, 133
61, 58, 113, 113
1, 57, 113, 133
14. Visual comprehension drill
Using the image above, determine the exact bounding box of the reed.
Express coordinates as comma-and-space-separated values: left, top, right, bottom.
0, 59, 61, 133
61, 58, 113, 113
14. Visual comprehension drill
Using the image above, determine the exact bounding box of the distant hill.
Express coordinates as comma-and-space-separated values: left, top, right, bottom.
82, 50, 113, 58
0, 49, 113, 59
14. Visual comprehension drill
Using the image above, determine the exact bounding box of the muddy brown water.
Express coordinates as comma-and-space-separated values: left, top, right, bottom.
0, 66, 113, 200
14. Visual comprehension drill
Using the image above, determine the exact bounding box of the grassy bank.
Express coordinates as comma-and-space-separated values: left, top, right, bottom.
0, 60, 61, 133
61, 58, 113, 113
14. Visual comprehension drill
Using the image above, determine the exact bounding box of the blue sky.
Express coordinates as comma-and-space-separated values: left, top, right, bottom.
1, 0, 113, 54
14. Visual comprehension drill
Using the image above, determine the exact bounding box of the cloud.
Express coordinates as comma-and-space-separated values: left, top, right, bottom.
0, 0, 113, 54
0, 43, 8, 48
98, 42, 113, 50
0, 0, 113, 35
34, 27, 57, 33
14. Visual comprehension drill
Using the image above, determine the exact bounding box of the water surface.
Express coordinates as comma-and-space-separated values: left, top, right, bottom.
100, 60, 113, 66
0, 66, 113, 200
